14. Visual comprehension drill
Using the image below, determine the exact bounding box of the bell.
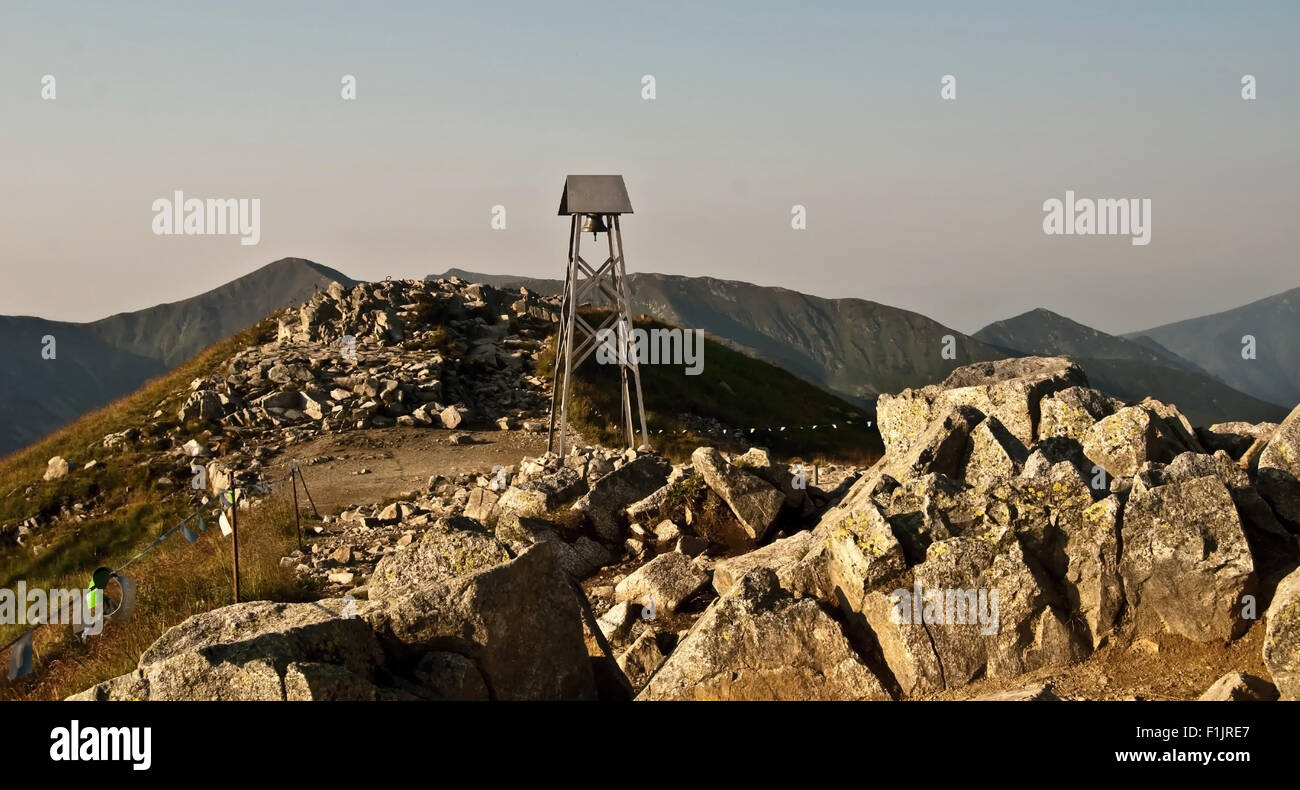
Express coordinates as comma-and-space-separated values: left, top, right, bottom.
581, 213, 608, 238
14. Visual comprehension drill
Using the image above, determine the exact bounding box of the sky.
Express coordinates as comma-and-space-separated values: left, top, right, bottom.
1, 1, 1296, 335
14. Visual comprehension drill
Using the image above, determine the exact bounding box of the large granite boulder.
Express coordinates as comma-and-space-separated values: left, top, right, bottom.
364, 542, 597, 700
1119, 476, 1256, 642
638, 569, 891, 701
68, 601, 385, 701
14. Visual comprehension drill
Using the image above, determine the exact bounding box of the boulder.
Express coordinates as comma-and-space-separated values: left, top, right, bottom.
365, 542, 597, 700
439, 405, 465, 429
652, 519, 681, 545
1161, 450, 1300, 577
883, 405, 986, 483
494, 515, 610, 580
860, 531, 1085, 697
178, 389, 224, 422
614, 552, 710, 614
625, 483, 673, 524
493, 486, 549, 521
1263, 565, 1300, 700
1197, 671, 1279, 701
43, 456, 70, 481
1063, 495, 1124, 648
1140, 397, 1205, 455
69, 600, 384, 701
368, 516, 511, 599
1082, 406, 1169, 478
1005, 458, 1095, 581
876, 356, 1086, 456
960, 416, 1028, 490
820, 501, 908, 618
1120, 476, 1256, 642
596, 601, 642, 644
732, 447, 807, 509
691, 447, 785, 542
493, 467, 586, 523
1038, 386, 1120, 444
1257, 404, 1300, 531
463, 487, 499, 522
617, 630, 667, 683
572, 455, 672, 541
1198, 421, 1277, 460
711, 530, 822, 597
638, 568, 891, 701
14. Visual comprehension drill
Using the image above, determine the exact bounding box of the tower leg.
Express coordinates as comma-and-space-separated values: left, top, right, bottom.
556, 219, 581, 457
547, 216, 577, 454
614, 217, 651, 450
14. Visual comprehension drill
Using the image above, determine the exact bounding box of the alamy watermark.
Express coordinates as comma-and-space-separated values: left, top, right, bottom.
50, 720, 151, 771
0, 581, 102, 635
152, 190, 260, 245
890, 580, 999, 635
1042, 190, 1151, 246
596, 320, 704, 375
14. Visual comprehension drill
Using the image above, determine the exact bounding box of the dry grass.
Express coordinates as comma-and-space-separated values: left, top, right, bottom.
0, 316, 322, 701
1, 493, 315, 701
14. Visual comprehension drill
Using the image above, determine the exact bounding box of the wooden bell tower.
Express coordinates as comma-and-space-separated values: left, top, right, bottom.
548, 175, 650, 456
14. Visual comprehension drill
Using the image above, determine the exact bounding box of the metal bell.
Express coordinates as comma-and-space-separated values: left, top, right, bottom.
581, 213, 608, 238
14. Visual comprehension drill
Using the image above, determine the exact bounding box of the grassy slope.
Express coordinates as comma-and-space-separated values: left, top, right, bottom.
537, 311, 884, 465
0, 318, 314, 701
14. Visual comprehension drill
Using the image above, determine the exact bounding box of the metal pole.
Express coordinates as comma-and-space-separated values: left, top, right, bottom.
295, 462, 320, 518
291, 467, 303, 553
230, 486, 241, 603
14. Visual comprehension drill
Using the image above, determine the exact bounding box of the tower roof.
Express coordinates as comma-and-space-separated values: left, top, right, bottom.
558, 175, 633, 215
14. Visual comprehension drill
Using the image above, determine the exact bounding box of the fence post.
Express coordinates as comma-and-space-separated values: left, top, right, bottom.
230, 486, 241, 604
291, 467, 303, 553
295, 461, 320, 518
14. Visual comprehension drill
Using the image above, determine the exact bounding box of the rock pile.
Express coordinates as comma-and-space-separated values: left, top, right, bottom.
70, 355, 1300, 701
91, 277, 557, 494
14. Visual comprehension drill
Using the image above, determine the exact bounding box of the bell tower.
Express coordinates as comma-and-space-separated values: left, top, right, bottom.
548, 174, 650, 456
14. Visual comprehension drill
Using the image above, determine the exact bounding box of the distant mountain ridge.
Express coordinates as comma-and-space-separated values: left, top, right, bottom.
974, 307, 1288, 427
2, 259, 1289, 457
430, 268, 1006, 404
433, 268, 1293, 428
0, 258, 354, 456
1125, 286, 1300, 409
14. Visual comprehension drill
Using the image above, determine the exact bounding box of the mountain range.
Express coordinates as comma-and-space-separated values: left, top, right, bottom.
434, 268, 1294, 427
1, 258, 1293, 457
0, 258, 353, 455
434, 268, 1006, 402
973, 308, 1287, 426
1124, 287, 1300, 411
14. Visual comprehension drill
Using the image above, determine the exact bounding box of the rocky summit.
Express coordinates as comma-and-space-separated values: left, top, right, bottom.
58, 312, 1300, 700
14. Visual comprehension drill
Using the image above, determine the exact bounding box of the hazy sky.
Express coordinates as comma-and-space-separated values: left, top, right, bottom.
2, 1, 1296, 335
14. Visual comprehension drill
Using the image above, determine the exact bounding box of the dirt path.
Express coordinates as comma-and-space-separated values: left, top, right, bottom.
266, 427, 550, 515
